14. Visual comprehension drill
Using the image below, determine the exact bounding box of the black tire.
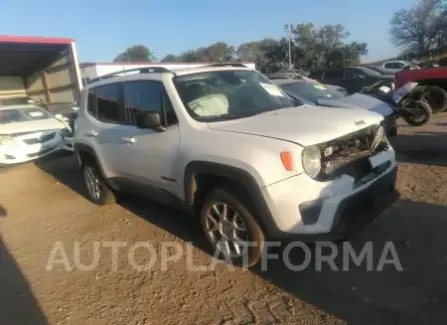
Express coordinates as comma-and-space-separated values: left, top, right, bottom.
401, 100, 432, 126
81, 160, 116, 205
200, 186, 265, 268
420, 86, 447, 113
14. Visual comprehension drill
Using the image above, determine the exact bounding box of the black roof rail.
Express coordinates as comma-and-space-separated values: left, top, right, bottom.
206, 63, 249, 68
88, 66, 174, 84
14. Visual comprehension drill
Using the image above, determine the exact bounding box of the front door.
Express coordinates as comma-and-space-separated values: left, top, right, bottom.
117, 80, 181, 197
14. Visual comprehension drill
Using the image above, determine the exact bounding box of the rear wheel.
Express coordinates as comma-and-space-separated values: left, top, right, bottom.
200, 187, 265, 268
82, 161, 116, 205
420, 86, 447, 113
401, 100, 432, 126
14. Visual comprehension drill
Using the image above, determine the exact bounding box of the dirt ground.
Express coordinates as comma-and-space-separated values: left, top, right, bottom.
1, 115, 447, 325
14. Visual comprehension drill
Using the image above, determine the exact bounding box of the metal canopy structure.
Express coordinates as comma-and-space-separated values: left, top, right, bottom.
0, 36, 73, 76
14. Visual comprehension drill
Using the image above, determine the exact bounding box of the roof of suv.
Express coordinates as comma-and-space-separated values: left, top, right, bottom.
86, 64, 253, 88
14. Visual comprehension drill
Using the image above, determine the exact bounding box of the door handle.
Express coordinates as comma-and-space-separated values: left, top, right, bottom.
84, 130, 98, 137
121, 137, 136, 144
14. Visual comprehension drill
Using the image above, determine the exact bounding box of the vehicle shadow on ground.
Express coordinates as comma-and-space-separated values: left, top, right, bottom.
34, 157, 447, 324
391, 131, 447, 167
0, 206, 49, 325
250, 198, 447, 324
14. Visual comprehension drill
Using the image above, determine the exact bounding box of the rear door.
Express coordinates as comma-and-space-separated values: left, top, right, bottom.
83, 82, 130, 178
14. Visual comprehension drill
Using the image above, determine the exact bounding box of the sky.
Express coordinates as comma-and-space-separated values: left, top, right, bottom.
0, 0, 419, 64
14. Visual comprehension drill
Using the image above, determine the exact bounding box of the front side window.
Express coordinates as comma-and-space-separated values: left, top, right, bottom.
123, 81, 177, 126
95, 83, 125, 124
173, 70, 294, 122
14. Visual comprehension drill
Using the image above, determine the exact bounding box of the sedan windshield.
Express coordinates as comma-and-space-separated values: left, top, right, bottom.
174, 70, 295, 121
281, 82, 345, 103
0, 106, 53, 124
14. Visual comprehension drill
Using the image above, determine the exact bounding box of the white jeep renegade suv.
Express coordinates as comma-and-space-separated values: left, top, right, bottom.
73, 64, 399, 266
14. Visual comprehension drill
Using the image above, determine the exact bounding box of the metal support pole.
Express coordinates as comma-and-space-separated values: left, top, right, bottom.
288, 31, 292, 70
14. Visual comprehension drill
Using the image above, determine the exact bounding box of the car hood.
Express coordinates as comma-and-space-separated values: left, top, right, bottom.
0, 118, 65, 135
207, 105, 384, 147
317, 93, 394, 116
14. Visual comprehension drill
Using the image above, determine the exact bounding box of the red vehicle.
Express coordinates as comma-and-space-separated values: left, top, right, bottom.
395, 67, 447, 112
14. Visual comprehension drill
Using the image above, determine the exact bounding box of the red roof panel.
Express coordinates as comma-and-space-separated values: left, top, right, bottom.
0, 35, 74, 44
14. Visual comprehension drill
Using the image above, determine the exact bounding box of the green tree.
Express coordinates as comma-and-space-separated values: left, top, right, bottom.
160, 54, 179, 62
113, 45, 156, 63
291, 23, 367, 71
390, 0, 447, 55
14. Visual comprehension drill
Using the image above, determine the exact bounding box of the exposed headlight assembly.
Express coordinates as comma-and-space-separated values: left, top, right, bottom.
302, 145, 322, 178
0, 135, 15, 146
371, 125, 386, 151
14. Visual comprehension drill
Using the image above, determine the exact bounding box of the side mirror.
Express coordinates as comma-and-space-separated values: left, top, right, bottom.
136, 111, 166, 132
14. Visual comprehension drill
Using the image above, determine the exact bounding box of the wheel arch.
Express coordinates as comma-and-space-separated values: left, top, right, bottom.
74, 143, 108, 182
183, 161, 276, 237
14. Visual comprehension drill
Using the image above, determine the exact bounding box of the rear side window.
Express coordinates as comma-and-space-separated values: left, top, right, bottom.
123, 81, 178, 126
323, 69, 343, 79
95, 83, 125, 124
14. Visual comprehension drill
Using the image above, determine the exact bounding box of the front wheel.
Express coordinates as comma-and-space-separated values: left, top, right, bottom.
82, 161, 116, 205
200, 187, 265, 268
400, 100, 432, 126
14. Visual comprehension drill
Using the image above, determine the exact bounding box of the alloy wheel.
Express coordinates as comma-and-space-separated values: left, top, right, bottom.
204, 202, 249, 258
83, 165, 101, 200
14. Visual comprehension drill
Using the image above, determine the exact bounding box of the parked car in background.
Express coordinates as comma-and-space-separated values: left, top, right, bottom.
266, 70, 311, 80
272, 78, 397, 137
366, 66, 397, 75
267, 73, 349, 96
74, 64, 399, 267
0, 105, 67, 165
309, 66, 395, 94
39, 102, 79, 151
381, 60, 419, 72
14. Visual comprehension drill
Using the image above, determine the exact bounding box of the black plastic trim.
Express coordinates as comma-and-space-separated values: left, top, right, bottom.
184, 161, 279, 238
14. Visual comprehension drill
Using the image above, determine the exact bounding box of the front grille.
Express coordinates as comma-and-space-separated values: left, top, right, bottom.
23, 132, 56, 145
317, 124, 389, 181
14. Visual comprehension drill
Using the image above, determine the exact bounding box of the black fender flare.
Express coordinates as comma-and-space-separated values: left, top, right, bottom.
73, 143, 108, 182
184, 161, 278, 238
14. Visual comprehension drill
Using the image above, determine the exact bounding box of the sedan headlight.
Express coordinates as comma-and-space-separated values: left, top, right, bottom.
302, 145, 322, 178
0, 135, 15, 146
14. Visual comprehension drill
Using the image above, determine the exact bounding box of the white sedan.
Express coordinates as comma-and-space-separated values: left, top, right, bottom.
0, 105, 68, 165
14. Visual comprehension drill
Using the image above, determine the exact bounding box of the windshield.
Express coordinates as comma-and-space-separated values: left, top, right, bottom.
0, 106, 54, 124
281, 82, 345, 103
174, 70, 295, 121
